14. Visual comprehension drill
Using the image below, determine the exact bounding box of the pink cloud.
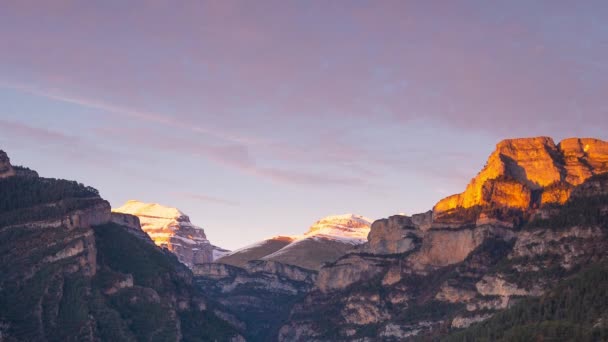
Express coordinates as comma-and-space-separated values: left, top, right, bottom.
171, 191, 240, 207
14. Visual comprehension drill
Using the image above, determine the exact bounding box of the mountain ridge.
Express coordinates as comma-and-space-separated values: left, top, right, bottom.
216, 213, 371, 271
113, 200, 229, 268
434, 137, 608, 216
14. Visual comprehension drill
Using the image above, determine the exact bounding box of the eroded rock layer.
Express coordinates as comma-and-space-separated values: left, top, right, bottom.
0, 151, 244, 342
276, 138, 608, 341
434, 137, 608, 216
113, 200, 228, 267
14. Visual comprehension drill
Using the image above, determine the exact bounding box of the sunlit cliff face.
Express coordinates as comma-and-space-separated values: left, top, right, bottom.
434, 137, 608, 215
112, 200, 219, 267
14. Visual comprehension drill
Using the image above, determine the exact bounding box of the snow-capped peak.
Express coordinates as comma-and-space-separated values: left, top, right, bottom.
114, 200, 188, 222
112, 200, 230, 267
299, 213, 372, 245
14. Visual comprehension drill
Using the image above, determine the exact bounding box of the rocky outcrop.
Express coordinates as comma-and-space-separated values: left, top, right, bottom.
571, 173, 608, 198
451, 314, 493, 329
365, 215, 422, 255
113, 200, 228, 267
277, 138, 608, 341
194, 259, 317, 341
411, 211, 433, 231
0, 151, 245, 341
317, 254, 392, 293
434, 137, 608, 217
475, 275, 540, 297
0, 150, 15, 178
194, 260, 317, 286
0, 151, 37, 178
559, 137, 608, 185
65, 200, 112, 229
510, 226, 605, 270
341, 293, 389, 325
110, 212, 155, 244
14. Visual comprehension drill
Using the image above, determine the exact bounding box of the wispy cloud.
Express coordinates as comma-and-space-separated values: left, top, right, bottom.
0, 119, 77, 145
0, 82, 265, 146
0, 119, 123, 167
171, 191, 240, 207
95, 124, 369, 188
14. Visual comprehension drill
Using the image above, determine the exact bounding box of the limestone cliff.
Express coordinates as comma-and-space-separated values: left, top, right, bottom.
277, 138, 608, 341
113, 200, 229, 267
194, 260, 317, 341
434, 137, 608, 216
0, 151, 243, 341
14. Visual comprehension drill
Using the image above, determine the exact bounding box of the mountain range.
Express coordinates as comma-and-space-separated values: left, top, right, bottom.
1, 136, 608, 341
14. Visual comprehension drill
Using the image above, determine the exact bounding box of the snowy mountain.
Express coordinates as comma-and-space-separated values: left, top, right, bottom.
216, 214, 372, 270
113, 200, 229, 267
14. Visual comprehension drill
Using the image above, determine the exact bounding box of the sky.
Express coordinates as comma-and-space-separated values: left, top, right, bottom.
1, 1, 607, 250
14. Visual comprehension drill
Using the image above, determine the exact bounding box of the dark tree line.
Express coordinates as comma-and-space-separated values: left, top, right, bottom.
0, 176, 99, 213
0, 176, 100, 227
443, 261, 608, 342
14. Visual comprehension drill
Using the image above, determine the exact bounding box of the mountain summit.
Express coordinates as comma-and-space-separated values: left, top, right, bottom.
217, 214, 372, 270
434, 137, 608, 216
277, 136, 608, 341
113, 200, 229, 267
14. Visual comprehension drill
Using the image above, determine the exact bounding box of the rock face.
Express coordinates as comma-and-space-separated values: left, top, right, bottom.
217, 214, 372, 271
0, 152, 243, 342
365, 214, 423, 255
194, 260, 317, 341
277, 137, 608, 341
113, 200, 229, 267
434, 137, 608, 216
198, 214, 371, 340
110, 212, 155, 244
0, 150, 15, 178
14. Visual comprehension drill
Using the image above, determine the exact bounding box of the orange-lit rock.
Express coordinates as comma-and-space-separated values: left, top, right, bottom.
540, 182, 572, 205
434, 137, 608, 216
481, 178, 531, 209
559, 138, 608, 185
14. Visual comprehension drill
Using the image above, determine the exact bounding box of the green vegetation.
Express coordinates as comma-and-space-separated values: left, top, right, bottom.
444, 261, 608, 342
93, 223, 240, 341
0, 176, 100, 226
0, 176, 99, 211
94, 223, 183, 295
0, 171, 240, 341
527, 194, 608, 229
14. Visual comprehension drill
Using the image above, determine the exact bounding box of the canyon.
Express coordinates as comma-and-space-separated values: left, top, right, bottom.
1, 136, 608, 341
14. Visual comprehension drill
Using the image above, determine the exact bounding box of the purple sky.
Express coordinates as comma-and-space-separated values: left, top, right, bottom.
1, 1, 607, 249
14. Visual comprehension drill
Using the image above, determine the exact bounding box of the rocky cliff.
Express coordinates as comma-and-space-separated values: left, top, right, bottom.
434, 137, 608, 216
113, 200, 229, 267
194, 260, 316, 341
0, 151, 243, 341
195, 214, 371, 340
277, 137, 608, 341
